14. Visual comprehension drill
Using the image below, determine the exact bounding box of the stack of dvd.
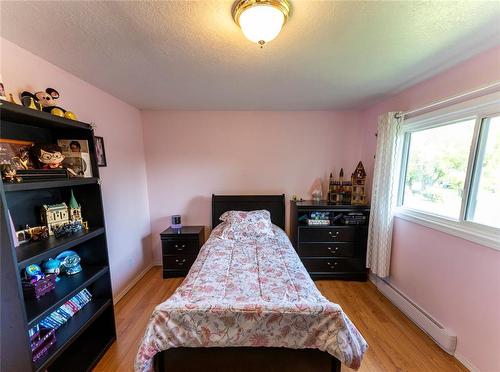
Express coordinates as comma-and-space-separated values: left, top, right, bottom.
342, 212, 367, 225
33, 288, 92, 331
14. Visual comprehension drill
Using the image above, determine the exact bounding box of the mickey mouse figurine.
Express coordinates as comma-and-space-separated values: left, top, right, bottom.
20, 88, 77, 120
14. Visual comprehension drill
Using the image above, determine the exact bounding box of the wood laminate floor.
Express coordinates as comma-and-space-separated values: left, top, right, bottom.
94, 266, 466, 372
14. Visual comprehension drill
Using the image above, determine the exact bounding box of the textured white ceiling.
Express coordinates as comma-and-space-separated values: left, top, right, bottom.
1, 1, 500, 110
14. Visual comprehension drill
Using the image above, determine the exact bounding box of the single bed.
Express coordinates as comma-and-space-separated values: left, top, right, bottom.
135, 195, 367, 372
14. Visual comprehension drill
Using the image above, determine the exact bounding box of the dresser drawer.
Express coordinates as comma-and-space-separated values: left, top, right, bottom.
162, 255, 197, 270
301, 258, 363, 273
299, 227, 355, 242
298, 242, 354, 257
162, 238, 200, 255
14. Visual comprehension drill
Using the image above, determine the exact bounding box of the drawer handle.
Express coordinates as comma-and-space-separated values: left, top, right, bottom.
327, 261, 338, 269
328, 231, 340, 237
174, 244, 186, 250
175, 258, 187, 266
327, 247, 339, 255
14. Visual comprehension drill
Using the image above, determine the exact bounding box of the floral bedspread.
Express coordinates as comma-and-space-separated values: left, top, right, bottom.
135, 226, 367, 371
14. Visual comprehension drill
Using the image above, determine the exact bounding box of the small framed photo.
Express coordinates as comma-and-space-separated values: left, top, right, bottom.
57, 139, 92, 178
94, 136, 107, 167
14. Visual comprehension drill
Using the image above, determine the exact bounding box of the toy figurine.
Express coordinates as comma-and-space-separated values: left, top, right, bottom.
20, 88, 76, 119
42, 258, 62, 282
1, 164, 22, 182
30, 144, 65, 169
23, 264, 45, 283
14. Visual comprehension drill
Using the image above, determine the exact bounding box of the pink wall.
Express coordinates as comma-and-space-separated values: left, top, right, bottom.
141, 111, 362, 263
1, 38, 153, 298
361, 46, 500, 371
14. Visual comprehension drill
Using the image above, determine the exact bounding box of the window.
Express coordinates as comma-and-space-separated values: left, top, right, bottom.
402, 119, 475, 219
467, 115, 500, 228
397, 94, 500, 250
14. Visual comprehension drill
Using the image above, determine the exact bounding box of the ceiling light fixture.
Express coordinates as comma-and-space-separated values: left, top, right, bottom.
232, 0, 291, 47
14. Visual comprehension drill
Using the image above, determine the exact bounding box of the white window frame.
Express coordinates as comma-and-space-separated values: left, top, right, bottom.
395, 91, 500, 251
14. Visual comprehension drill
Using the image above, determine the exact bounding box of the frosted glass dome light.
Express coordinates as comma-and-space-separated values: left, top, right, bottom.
233, 0, 291, 47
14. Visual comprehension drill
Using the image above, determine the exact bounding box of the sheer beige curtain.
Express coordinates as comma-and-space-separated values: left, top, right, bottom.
367, 112, 403, 277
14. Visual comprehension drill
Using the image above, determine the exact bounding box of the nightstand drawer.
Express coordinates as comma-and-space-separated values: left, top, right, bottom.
162, 255, 197, 270
298, 242, 354, 257
162, 238, 199, 255
299, 227, 355, 242
301, 258, 363, 273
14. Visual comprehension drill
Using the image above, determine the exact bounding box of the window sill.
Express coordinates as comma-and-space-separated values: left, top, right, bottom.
394, 208, 500, 252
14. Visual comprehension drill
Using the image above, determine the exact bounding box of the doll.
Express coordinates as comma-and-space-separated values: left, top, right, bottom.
31, 144, 65, 169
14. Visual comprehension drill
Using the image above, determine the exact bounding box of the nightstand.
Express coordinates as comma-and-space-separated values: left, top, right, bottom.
160, 226, 205, 278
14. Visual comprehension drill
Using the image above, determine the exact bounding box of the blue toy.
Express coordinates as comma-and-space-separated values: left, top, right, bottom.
24, 264, 45, 282
55, 250, 82, 275
42, 258, 62, 282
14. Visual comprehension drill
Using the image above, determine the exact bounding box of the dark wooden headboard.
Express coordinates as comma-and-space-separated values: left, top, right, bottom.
212, 194, 285, 230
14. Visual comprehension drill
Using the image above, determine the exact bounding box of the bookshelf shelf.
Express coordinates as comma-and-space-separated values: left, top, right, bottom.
33, 299, 112, 372
25, 266, 108, 327
16, 227, 105, 268
4, 177, 99, 192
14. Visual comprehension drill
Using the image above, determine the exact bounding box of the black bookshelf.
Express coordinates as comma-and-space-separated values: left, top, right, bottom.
0, 100, 116, 372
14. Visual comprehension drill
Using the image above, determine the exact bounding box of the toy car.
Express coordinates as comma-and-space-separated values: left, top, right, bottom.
29, 226, 49, 241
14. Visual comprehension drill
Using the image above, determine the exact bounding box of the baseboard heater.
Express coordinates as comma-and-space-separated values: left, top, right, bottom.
370, 274, 457, 354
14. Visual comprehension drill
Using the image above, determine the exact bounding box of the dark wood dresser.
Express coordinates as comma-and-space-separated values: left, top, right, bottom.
160, 226, 205, 278
290, 201, 370, 281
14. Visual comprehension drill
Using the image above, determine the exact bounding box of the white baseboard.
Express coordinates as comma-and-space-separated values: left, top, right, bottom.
454, 352, 480, 372
113, 264, 154, 305
370, 273, 457, 355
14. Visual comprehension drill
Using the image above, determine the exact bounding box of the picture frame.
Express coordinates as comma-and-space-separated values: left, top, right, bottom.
57, 139, 93, 178
0, 138, 34, 169
94, 136, 107, 167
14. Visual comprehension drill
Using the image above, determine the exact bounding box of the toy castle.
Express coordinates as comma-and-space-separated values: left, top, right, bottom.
327, 161, 367, 205
41, 190, 82, 235
351, 161, 367, 205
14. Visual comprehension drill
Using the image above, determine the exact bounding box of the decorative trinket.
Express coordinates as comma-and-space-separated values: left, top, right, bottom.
42, 258, 62, 282
55, 250, 82, 275
29, 226, 50, 241
171, 215, 182, 229
20, 88, 76, 119
310, 178, 323, 202
30, 143, 65, 170
52, 221, 84, 238
24, 264, 45, 283
1, 164, 22, 182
